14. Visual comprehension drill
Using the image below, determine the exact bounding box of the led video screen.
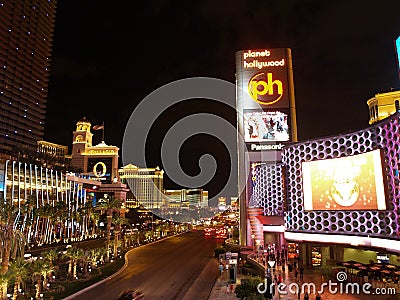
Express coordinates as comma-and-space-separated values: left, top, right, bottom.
244, 110, 290, 142
302, 149, 386, 211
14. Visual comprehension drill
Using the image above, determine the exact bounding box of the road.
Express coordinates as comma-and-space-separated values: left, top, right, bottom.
67, 230, 222, 300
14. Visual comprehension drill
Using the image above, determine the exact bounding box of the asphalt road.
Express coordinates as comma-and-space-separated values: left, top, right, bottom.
66, 230, 222, 300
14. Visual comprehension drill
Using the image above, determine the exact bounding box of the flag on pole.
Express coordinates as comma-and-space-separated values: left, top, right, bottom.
93, 122, 105, 141
92, 125, 104, 130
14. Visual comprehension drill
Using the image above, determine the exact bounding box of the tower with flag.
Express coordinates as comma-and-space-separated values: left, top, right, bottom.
70, 118, 118, 182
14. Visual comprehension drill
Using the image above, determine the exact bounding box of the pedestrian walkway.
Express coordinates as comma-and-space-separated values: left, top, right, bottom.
259, 263, 399, 300
208, 265, 245, 300
208, 256, 400, 300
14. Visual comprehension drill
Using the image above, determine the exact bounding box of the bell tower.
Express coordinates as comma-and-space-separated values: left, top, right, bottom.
71, 117, 93, 171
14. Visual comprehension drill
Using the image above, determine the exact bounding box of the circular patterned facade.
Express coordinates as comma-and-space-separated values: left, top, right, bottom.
252, 112, 400, 241
251, 163, 284, 216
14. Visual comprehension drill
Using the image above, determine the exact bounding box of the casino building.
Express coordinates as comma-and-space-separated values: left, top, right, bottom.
282, 96, 400, 266
237, 48, 400, 266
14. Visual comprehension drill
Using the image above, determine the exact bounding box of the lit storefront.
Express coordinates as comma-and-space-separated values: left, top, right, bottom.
0, 158, 100, 245
246, 106, 400, 266
282, 111, 400, 266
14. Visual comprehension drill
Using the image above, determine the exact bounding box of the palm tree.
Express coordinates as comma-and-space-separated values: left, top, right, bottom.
63, 246, 84, 279
89, 211, 100, 238
95, 197, 122, 262
78, 201, 95, 239
123, 232, 137, 248
31, 259, 54, 299
0, 273, 9, 300
8, 258, 30, 300
41, 248, 59, 277
41, 248, 59, 267
0, 201, 27, 275
53, 201, 68, 242
36, 203, 53, 246
112, 216, 130, 258
79, 250, 92, 277
90, 247, 107, 267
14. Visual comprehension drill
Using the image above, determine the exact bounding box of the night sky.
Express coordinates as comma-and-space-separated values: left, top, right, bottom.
44, 1, 400, 200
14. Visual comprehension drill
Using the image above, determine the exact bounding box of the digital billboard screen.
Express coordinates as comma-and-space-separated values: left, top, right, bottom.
244, 110, 290, 142
302, 149, 386, 211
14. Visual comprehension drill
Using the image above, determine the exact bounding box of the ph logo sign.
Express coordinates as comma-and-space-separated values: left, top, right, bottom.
248, 72, 283, 105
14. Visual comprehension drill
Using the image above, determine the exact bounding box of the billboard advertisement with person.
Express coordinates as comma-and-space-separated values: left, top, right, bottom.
302, 149, 387, 211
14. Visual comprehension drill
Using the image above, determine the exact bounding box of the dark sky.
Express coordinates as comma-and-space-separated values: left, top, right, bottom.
44, 0, 400, 199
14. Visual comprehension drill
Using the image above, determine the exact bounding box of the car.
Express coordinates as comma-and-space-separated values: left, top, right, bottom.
117, 289, 144, 300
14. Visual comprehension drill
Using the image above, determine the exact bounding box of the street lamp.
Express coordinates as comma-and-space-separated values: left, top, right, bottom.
256, 239, 261, 259
267, 259, 276, 278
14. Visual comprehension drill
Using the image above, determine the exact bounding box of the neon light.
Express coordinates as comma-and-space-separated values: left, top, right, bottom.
93, 162, 107, 178
248, 72, 283, 105
284, 232, 400, 253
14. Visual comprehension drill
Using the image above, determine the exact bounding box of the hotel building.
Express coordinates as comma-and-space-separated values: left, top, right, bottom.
0, 0, 57, 153
119, 164, 164, 209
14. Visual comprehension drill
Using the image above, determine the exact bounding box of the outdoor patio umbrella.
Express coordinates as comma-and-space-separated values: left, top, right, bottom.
337, 260, 367, 270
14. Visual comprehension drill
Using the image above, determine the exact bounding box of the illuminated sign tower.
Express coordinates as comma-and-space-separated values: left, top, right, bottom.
236, 48, 298, 246
71, 117, 119, 183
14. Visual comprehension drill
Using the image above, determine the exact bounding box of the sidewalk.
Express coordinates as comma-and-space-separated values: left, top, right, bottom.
257, 263, 399, 300
208, 258, 400, 300
208, 266, 245, 300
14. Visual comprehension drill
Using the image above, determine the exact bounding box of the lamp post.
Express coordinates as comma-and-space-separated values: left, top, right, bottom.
251, 234, 255, 251
268, 259, 276, 277
256, 240, 261, 259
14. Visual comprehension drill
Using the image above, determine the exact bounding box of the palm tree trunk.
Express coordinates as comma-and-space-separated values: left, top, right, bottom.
68, 260, 72, 278
73, 260, 77, 279
1, 238, 11, 275
12, 280, 19, 300
43, 275, 48, 290
1, 283, 7, 300
105, 215, 112, 262
113, 232, 118, 258
35, 277, 42, 299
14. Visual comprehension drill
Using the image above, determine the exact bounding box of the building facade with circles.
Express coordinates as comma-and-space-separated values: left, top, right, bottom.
250, 91, 400, 266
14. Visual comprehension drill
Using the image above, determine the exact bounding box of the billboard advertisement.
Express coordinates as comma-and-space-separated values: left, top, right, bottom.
235, 47, 297, 246
87, 157, 113, 184
244, 110, 290, 143
302, 149, 386, 211
236, 48, 293, 110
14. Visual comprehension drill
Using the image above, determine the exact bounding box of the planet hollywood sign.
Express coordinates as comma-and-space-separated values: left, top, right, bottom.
242, 49, 286, 69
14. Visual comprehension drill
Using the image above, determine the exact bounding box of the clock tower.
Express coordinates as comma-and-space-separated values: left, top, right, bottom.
71, 117, 93, 172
